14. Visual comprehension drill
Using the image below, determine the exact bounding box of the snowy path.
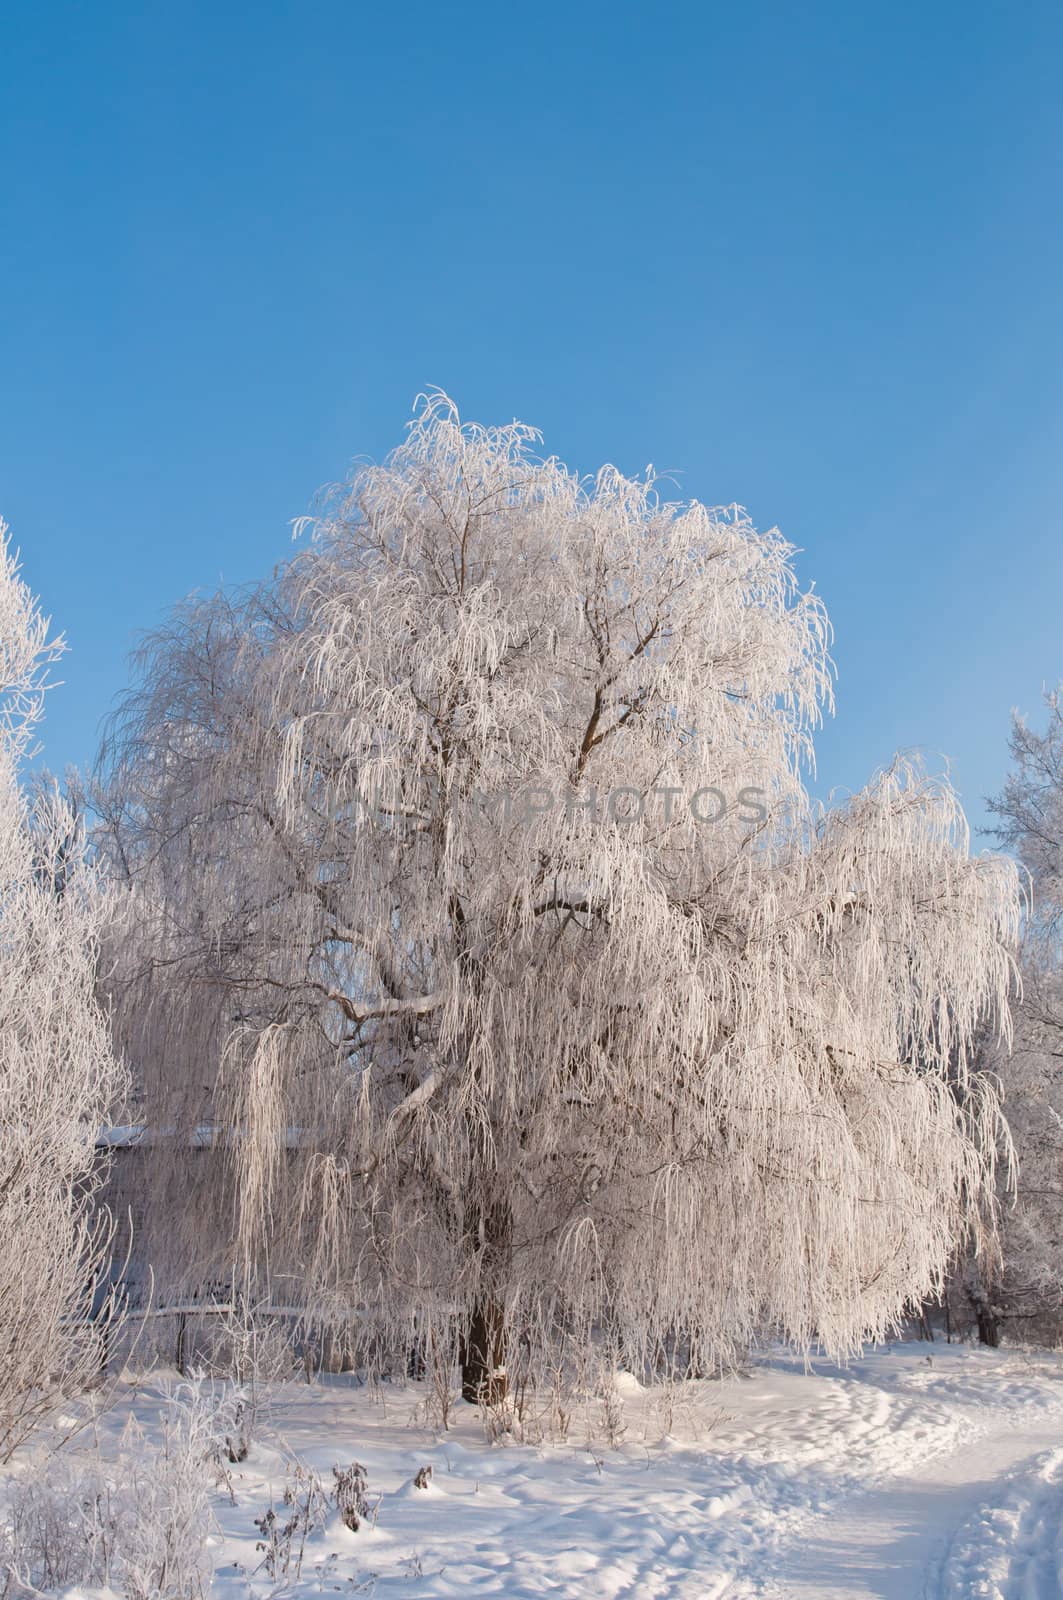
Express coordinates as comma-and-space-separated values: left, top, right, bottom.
770, 1415, 1063, 1599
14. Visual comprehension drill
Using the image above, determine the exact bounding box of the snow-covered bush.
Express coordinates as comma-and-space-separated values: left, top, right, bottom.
0, 521, 125, 1457
119, 1392, 215, 1600
97, 396, 1019, 1397
0, 1379, 233, 1600
0, 1450, 121, 1598
214, 1305, 300, 1387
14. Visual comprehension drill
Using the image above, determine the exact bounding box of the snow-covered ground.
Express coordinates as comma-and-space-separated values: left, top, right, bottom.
16, 1341, 1063, 1600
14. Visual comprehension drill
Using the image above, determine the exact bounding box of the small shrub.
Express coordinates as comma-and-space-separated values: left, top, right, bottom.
254, 1460, 329, 1582
332, 1463, 371, 1532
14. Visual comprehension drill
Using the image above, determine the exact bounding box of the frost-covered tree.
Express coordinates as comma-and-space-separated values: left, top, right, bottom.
973, 690, 1063, 1342
0, 523, 124, 1455
99, 397, 1019, 1397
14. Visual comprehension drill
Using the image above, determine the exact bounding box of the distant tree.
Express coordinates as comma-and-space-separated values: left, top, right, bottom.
99, 397, 1019, 1399
0, 523, 124, 1456
972, 691, 1063, 1343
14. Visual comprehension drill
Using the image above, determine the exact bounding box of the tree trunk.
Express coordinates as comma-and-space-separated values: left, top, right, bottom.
460, 1192, 511, 1404
460, 1296, 506, 1404
970, 1283, 1001, 1347
976, 1303, 1001, 1347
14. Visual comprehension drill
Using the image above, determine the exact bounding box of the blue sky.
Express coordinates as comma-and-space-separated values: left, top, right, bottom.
2, 0, 1061, 835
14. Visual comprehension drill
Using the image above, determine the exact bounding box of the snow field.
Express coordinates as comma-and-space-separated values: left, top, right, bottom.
7, 1342, 1057, 1600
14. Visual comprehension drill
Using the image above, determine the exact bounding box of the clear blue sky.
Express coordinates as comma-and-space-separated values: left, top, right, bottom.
2, 1, 1061, 834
